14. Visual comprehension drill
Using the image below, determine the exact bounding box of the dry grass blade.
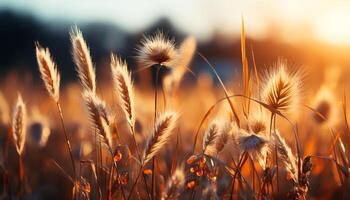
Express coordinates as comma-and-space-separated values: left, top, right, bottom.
111, 54, 135, 129
12, 94, 27, 155
70, 27, 96, 93
35, 42, 61, 102
197, 52, 240, 126
241, 17, 252, 116
143, 111, 178, 164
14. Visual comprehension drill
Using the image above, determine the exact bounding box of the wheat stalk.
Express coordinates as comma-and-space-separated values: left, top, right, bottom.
70, 27, 96, 93
142, 111, 178, 164
35, 42, 77, 179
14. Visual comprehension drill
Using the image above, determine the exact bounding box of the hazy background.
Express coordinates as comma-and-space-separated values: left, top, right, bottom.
0, 2, 349, 199
0, 0, 350, 86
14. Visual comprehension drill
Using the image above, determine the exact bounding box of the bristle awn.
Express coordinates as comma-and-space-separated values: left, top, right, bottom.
192, 53, 241, 154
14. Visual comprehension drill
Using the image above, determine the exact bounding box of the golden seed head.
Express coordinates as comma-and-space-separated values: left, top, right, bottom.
262, 61, 301, 114
12, 94, 27, 155
35, 43, 61, 102
137, 31, 177, 67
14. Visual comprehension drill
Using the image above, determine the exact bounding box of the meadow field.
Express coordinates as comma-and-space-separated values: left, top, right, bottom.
0, 21, 350, 200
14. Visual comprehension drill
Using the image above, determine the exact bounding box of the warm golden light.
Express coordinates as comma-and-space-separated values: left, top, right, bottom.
315, 5, 350, 45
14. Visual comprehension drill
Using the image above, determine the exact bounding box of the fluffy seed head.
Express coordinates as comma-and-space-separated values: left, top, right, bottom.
235, 129, 270, 168
247, 110, 269, 135
143, 111, 178, 164
137, 31, 177, 67
70, 27, 96, 93
237, 130, 269, 153
83, 90, 112, 148
12, 94, 27, 155
111, 54, 135, 129
214, 120, 232, 153
163, 36, 196, 95
35, 43, 61, 102
262, 61, 301, 113
202, 120, 220, 152
312, 86, 338, 126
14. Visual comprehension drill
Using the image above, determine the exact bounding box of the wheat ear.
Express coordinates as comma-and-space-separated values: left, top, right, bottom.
70, 27, 96, 93
143, 111, 178, 164
35, 42, 61, 102
111, 54, 135, 129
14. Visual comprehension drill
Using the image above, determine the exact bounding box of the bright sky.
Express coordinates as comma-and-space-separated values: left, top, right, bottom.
1, 0, 350, 45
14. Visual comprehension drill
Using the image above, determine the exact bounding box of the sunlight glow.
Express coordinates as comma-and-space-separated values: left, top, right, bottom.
314, 6, 350, 45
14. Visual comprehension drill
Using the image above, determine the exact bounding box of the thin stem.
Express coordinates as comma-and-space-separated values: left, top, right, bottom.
94, 129, 101, 200
18, 154, 24, 196
230, 151, 247, 200
130, 127, 152, 200
108, 162, 114, 200
152, 65, 161, 200
127, 165, 144, 200
250, 156, 255, 192
273, 115, 279, 193
56, 102, 76, 180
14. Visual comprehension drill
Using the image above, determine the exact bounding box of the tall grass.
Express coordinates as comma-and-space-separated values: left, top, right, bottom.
1, 21, 350, 200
